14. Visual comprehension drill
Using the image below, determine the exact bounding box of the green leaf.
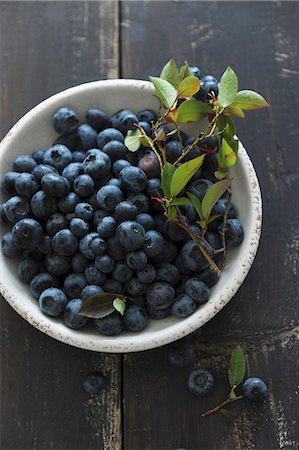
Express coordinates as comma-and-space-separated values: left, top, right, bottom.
206, 214, 221, 225
219, 409, 238, 419
170, 155, 205, 198
160, 59, 180, 88
214, 169, 229, 180
154, 128, 166, 142
79, 292, 124, 319
232, 90, 269, 110
125, 129, 142, 152
149, 76, 177, 109
177, 99, 212, 123
170, 197, 191, 206
229, 345, 246, 388
140, 135, 153, 148
167, 205, 177, 219
217, 115, 236, 137
113, 298, 126, 316
179, 64, 193, 80
225, 106, 245, 118
218, 67, 238, 108
162, 162, 176, 199
177, 76, 200, 99
202, 179, 232, 220
218, 139, 237, 170
228, 138, 239, 153
187, 192, 203, 221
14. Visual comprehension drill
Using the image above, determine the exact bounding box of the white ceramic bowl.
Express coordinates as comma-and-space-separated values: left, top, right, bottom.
0, 80, 262, 352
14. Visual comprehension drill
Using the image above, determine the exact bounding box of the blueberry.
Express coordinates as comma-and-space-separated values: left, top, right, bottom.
197, 264, 219, 288
112, 261, 134, 283
103, 279, 124, 294
0, 203, 8, 225
116, 221, 145, 251
30, 272, 59, 299
28, 248, 44, 263
153, 214, 167, 233
120, 110, 138, 131
102, 140, 127, 162
114, 201, 138, 222
95, 254, 115, 273
137, 264, 156, 284
196, 79, 218, 103
86, 108, 109, 132
15, 173, 39, 197
212, 199, 237, 218
1, 232, 23, 257
38, 234, 52, 254
83, 372, 107, 394
126, 193, 149, 214
71, 252, 89, 273
53, 107, 78, 135
41, 173, 70, 197
137, 109, 157, 123
156, 263, 180, 285
39, 288, 67, 317
45, 253, 71, 276
142, 230, 164, 258
165, 140, 182, 164
97, 128, 124, 148
95, 312, 124, 336
187, 179, 213, 200
81, 285, 104, 301
190, 66, 201, 78
62, 298, 87, 329
63, 273, 87, 298
106, 234, 126, 261
175, 254, 192, 275
199, 135, 219, 152
52, 229, 78, 256
90, 237, 107, 256
205, 231, 222, 251
125, 277, 147, 296
146, 282, 175, 310
58, 192, 80, 213
72, 151, 85, 163
46, 213, 66, 235
135, 213, 154, 231
32, 148, 45, 164
164, 219, 188, 242
92, 209, 110, 227
152, 238, 178, 263
107, 178, 122, 189
112, 159, 131, 177
75, 202, 94, 221
4, 196, 31, 223
138, 151, 160, 178
53, 133, 77, 150
124, 304, 148, 332
146, 179, 162, 197
79, 232, 101, 259
69, 218, 89, 237
43, 145, 73, 172
85, 264, 106, 285
1, 171, 19, 194
180, 241, 210, 272
219, 219, 244, 248
126, 250, 147, 271
96, 185, 124, 212
119, 166, 147, 193
171, 294, 196, 318
72, 174, 94, 198
31, 191, 57, 219
180, 203, 197, 223
243, 377, 268, 402
14, 155, 37, 173
168, 342, 196, 368
184, 278, 210, 304
147, 304, 171, 319
32, 164, 58, 181
62, 162, 84, 184
17, 257, 38, 283
75, 124, 97, 151
187, 369, 215, 396
96, 216, 117, 238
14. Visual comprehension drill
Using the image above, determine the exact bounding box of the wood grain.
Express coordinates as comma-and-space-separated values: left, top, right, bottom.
0, 2, 121, 449
121, 1, 299, 449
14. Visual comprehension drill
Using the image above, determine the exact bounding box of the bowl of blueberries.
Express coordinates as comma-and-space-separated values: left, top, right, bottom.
0, 76, 262, 352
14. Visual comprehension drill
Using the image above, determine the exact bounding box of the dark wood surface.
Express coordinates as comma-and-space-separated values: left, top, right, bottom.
1, 1, 298, 449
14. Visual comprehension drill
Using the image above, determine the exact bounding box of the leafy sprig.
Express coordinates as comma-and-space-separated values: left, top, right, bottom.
79, 292, 128, 319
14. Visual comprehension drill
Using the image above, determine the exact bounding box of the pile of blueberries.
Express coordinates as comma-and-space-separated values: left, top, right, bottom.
0, 94, 244, 335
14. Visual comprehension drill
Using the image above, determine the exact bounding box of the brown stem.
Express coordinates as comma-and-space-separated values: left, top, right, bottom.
174, 122, 184, 150
202, 395, 243, 417
218, 188, 232, 268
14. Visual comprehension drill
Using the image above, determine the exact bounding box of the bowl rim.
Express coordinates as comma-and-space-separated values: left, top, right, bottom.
0, 79, 262, 353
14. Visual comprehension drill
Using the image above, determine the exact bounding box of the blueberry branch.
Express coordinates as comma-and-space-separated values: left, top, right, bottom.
202, 394, 243, 417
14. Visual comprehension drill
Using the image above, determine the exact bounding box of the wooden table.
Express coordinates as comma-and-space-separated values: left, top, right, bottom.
1, 2, 298, 449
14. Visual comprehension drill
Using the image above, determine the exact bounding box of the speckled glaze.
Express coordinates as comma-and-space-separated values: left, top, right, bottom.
0, 80, 262, 353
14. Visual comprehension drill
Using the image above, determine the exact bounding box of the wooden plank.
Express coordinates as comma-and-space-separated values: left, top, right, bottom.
0, 2, 121, 449
121, 1, 299, 449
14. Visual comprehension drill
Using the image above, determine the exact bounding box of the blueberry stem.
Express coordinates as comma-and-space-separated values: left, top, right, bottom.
133, 122, 163, 173
202, 394, 243, 417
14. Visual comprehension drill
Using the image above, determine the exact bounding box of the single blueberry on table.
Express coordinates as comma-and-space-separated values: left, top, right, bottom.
184, 277, 210, 304
116, 221, 145, 251
1, 171, 19, 195
83, 372, 107, 395
95, 312, 124, 336
95, 254, 115, 273
17, 257, 39, 283
75, 202, 94, 221
32, 164, 58, 182
11, 218, 43, 249
142, 230, 164, 258
39, 288, 67, 317
41, 173, 70, 197
126, 250, 148, 271
86, 108, 109, 132
75, 124, 97, 151
112, 261, 134, 283
62, 162, 84, 184
4, 196, 31, 224
146, 282, 175, 310
81, 285, 104, 301
219, 218, 244, 248
96, 185, 124, 212
53, 107, 78, 136
243, 377, 268, 402
85, 264, 107, 285
137, 264, 156, 284
15, 173, 39, 198
124, 304, 148, 332
125, 277, 147, 296
114, 201, 138, 222
32, 148, 45, 164
187, 369, 215, 396
96, 216, 116, 239
119, 166, 147, 193
171, 294, 196, 318
64, 273, 87, 298
14, 155, 37, 173
97, 128, 124, 148
45, 253, 71, 276
43, 145, 73, 173
64, 299, 87, 329
30, 272, 59, 299
31, 191, 57, 220
168, 342, 197, 369
52, 229, 78, 256
1, 232, 23, 258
